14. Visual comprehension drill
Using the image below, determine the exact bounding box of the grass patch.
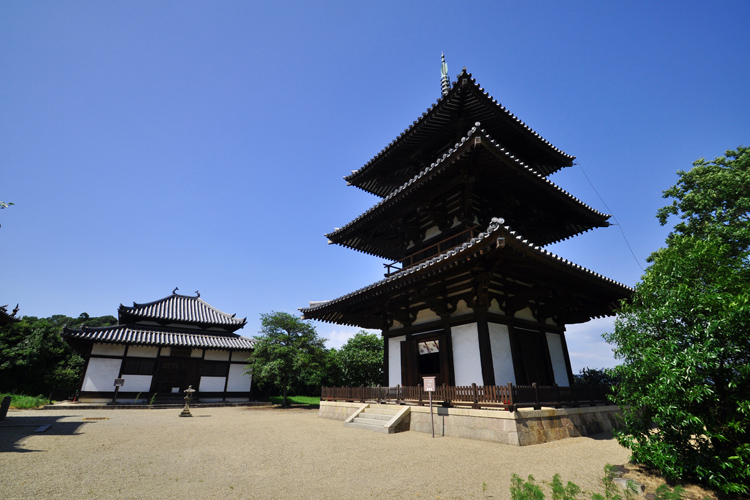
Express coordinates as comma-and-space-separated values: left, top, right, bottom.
268, 395, 320, 407
0, 393, 51, 409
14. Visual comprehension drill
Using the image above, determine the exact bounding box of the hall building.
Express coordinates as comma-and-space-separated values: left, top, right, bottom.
61, 291, 255, 403
301, 62, 632, 388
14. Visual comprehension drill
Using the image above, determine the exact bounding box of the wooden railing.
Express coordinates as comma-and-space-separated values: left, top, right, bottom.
321, 383, 613, 411
384, 227, 479, 276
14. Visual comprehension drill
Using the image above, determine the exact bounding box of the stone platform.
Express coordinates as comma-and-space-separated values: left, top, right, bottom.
320, 401, 621, 446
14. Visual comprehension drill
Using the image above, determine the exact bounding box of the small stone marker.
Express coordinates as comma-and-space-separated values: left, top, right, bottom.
613, 477, 645, 497
34, 425, 50, 433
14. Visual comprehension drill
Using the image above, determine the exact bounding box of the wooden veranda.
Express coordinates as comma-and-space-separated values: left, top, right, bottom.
321, 383, 613, 412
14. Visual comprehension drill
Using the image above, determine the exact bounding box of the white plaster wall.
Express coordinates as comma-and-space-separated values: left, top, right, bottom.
190, 349, 203, 358
489, 323, 516, 385
546, 332, 570, 386
231, 351, 251, 362
122, 374, 152, 392
451, 323, 483, 386
204, 350, 230, 361
412, 308, 440, 326
514, 308, 535, 321
160, 347, 171, 356
127, 345, 158, 358
489, 299, 503, 315
227, 364, 252, 392
91, 343, 125, 356
81, 358, 122, 392
199, 376, 226, 392
389, 320, 404, 331
451, 299, 472, 317
388, 336, 405, 386
423, 225, 441, 240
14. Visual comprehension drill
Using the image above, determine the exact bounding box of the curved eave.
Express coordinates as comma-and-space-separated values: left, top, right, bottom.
118, 294, 247, 330
345, 68, 574, 197
303, 219, 632, 327
61, 325, 256, 350
327, 125, 609, 259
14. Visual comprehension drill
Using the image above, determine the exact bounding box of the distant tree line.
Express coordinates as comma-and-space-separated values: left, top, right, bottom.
0, 313, 116, 397
246, 312, 383, 406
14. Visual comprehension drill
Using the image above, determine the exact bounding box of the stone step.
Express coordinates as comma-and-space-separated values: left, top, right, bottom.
351, 416, 390, 427
358, 412, 392, 421
363, 405, 401, 415
343, 420, 391, 434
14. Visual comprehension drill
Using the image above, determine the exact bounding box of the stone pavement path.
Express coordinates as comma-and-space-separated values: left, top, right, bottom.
0, 406, 630, 500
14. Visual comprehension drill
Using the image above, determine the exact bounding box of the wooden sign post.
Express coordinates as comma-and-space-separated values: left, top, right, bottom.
113, 378, 125, 404
423, 376, 436, 438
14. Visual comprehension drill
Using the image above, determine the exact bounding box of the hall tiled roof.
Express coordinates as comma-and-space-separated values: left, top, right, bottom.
119, 294, 246, 330
327, 124, 609, 258
61, 325, 256, 350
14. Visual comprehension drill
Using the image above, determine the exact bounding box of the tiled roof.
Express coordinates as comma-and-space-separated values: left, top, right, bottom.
302, 218, 632, 323
345, 68, 575, 197
326, 124, 609, 257
119, 294, 247, 329
61, 325, 256, 350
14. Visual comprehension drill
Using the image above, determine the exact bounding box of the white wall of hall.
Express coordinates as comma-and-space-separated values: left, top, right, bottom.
546, 332, 570, 387
91, 343, 125, 356
451, 323, 483, 386
227, 364, 252, 392
488, 323, 516, 385
205, 350, 230, 361
127, 345, 158, 358
81, 358, 122, 392
199, 376, 226, 392
121, 374, 152, 392
388, 336, 405, 386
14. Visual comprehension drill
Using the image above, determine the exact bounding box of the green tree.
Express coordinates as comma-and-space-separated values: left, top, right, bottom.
336, 331, 383, 387
572, 367, 620, 387
0, 313, 117, 396
246, 312, 327, 407
605, 146, 750, 496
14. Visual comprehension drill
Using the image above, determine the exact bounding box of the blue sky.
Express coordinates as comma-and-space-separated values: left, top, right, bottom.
2, 2, 748, 372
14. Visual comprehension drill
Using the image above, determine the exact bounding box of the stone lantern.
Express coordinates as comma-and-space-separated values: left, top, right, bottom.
179, 385, 196, 417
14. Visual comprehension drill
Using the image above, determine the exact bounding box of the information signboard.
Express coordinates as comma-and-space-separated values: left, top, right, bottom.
423, 376, 436, 392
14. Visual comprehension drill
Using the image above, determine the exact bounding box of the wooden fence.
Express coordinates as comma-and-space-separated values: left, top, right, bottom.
321, 383, 613, 411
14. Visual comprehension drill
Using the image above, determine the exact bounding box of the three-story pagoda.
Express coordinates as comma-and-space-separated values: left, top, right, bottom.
302, 62, 631, 388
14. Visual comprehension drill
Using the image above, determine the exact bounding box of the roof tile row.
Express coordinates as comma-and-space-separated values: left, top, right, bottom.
62, 324, 256, 350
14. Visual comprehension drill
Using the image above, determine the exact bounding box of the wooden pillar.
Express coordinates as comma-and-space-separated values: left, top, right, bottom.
559, 328, 575, 386
441, 323, 455, 386
477, 313, 496, 386
382, 331, 389, 386
508, 324, 525, 385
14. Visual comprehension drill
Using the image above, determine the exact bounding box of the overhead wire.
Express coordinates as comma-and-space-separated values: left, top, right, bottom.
574, 161, 645, 272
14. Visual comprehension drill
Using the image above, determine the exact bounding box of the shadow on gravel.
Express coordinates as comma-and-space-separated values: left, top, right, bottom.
0, 414, 92, 453
581, 431, 617, 441
245, 404, 319, 411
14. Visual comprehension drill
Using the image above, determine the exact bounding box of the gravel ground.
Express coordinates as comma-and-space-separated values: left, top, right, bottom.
0, 406, 631, 500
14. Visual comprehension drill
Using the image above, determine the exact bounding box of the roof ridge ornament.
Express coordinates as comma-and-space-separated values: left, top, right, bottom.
440, 53, 451, 96
172, 287, 178, 295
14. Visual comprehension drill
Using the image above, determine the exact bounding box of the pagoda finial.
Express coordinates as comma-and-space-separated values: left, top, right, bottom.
440, 53, 451, 96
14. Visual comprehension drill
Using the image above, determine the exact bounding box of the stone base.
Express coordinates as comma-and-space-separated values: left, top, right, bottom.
320, 401, 622, 446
